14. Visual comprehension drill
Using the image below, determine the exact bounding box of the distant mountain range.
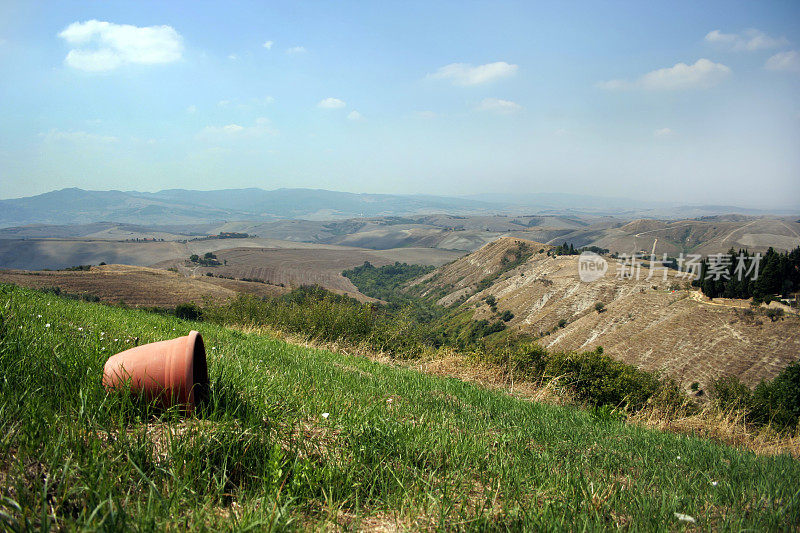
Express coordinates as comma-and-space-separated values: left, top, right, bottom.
0, 188, 496, 228
0, 187, 792, 228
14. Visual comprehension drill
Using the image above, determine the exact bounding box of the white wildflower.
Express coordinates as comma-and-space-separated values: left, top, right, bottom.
37, 314, 42, 318
78, 327, 83, 331
322, 412, 330, 419
711, 481, 718, 486
45, 323, 50, 328
387, 398, 393, 403
674, 513, 695, 523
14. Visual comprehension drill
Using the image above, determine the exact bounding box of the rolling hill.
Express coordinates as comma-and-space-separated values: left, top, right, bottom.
408, 237, 800, 392
0, 264, 287, 307
0, 187, 497, 227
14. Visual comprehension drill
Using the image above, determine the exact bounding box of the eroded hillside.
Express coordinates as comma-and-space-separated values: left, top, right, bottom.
408, 237, 800, 392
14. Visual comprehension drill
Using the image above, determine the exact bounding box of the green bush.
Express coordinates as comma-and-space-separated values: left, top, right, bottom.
507, 343, 548, 377
544, 348, 661, 410
175, 302, 203, 321
712, 363, 800, 432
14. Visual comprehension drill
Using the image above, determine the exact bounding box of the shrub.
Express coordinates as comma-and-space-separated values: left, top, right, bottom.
558, 319, 567, 328
507, 343, 548, 377
595, 302, 606, 313
500, 310, 514, 322
175, 302, 203, 321
62, 264, 92, 271
712, 364, 800, 432
765, 308, 784, 321
476, 278, 493, 291
544, 348, 661, 410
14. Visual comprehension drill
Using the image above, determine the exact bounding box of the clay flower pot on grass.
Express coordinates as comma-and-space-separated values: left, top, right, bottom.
103, 330, 209, 412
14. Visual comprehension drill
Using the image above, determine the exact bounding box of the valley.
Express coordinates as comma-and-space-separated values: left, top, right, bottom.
1, 189, 798, 398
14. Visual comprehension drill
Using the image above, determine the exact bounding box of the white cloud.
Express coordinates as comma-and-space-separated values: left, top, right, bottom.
654, 127, 674, 137
705, 29, 788, 51
414, 110, 438, 119
228, 53, 238, 60
765, 50, 800, 72
262, 40, 273, 50
58, 20, 183, 72
598, 59, 731, 91
221, 124, 245, 133
347, 110, 364, 121
41, 129, 118, 144
475, 97, 522, 114
318, 97, 346, 109
218, 100, 231, 107
186, 105, 196, 114
286, 46, 306, 54
428, 61, 518, 86
197, 117, 276, 141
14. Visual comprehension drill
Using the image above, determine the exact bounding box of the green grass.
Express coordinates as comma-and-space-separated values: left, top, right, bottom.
1, 283, 799, 530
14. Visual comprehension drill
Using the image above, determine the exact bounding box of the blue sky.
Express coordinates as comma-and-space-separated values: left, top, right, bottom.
0, 1, 798, 208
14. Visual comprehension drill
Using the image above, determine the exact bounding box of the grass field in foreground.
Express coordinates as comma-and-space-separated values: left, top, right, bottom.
1, 283, 798, 530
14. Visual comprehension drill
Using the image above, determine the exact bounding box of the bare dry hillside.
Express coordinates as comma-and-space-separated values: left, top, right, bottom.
410, 237, 800, 391
0, 264, 287, 307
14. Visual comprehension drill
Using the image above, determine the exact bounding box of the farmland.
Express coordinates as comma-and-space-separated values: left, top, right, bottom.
0, 264, 287, 307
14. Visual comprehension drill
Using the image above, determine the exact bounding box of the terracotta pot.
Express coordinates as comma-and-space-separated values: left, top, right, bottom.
102, 330, 209, 411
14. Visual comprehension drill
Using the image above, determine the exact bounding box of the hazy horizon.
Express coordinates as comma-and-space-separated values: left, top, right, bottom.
1, 1, 799, 209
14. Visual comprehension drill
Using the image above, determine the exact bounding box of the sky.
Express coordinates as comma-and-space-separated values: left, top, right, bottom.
0, 0, 798, 208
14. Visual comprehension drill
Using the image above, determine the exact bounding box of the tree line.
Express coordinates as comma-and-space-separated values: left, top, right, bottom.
693, 246, 800, 301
